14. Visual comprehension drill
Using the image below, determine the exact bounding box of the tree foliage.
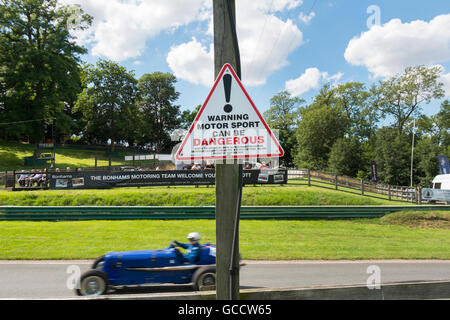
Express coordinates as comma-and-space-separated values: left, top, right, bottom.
74, 59, 138, 150
137, 72, 181, 153
0, 0, 92, 142
264, 90, 303, 167
371, 65, 445, 134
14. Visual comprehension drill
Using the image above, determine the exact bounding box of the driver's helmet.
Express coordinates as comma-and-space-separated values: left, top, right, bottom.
187, 232, 201, 243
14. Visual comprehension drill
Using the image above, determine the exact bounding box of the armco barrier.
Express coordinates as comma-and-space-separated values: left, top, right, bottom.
0, 205, 448, 221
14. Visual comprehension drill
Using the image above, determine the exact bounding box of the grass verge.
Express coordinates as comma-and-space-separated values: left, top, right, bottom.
0, 211, 448, 260
0, 185, 406, 206
379, 210, 449, 229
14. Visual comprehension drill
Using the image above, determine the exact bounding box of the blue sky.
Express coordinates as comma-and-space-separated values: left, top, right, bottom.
64, 0, 450, 118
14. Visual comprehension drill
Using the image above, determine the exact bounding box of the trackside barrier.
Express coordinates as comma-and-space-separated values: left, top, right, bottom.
69, 280, 450, 300
0, 205, 448, 221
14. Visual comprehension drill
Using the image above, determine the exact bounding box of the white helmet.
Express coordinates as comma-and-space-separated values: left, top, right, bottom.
187, 232, 201, 242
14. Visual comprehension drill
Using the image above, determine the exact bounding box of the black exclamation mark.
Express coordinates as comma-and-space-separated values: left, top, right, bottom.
223, 74, 233, 113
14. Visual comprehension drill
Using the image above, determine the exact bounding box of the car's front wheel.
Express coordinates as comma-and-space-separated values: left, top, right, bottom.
192, 267, 216, 291
76, 270, 109, 297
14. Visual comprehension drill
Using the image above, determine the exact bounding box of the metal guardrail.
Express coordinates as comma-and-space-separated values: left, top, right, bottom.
0, 205, 448, 221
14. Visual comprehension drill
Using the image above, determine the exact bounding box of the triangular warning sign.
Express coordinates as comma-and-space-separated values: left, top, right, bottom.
176, 64, 284, 161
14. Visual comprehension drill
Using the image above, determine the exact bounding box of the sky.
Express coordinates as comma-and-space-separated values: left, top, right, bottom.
61, 0, 450, 118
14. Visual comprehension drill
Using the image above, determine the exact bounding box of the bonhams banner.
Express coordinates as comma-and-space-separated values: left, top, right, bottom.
48, 169, 287, 190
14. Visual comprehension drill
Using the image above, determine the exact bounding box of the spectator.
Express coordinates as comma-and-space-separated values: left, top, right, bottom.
18, 171, 28, 187
66, 167, 71, 172
39, 173, 47, 187
192, 163, 202, 170
32, 170, 43, 187
26, 169, 36, 187
244, 163, 252, 170
55, 168, 60, 173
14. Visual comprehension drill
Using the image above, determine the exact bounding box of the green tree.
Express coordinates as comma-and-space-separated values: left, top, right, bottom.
333, 82, 376, 140
371, 65, 445, 134
415, 136, 441, 187
294, 103, 348, 169
0, 0, 92, 142
137, 72, 181, 153
264, 90, 304, 167
74, 59, 139, 150
180, 105, 201, 130
327, 137, 363, 177
373, 127, 411, 185
414, 100, 450, 186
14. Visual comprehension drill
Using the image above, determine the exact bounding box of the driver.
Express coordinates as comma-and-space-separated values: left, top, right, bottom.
169, 232, 202, 264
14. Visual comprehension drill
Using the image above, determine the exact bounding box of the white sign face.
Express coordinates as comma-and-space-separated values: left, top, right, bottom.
422, 188, 450, 201
176, 64, 284, 161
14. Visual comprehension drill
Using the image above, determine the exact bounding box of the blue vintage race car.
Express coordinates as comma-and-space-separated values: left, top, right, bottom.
76, 244, 220, 296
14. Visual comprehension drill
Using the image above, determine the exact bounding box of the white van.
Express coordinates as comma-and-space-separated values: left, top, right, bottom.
432, 174, 450, 190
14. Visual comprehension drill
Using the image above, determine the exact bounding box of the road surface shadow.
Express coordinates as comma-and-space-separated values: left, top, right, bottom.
109, 285, 262, 295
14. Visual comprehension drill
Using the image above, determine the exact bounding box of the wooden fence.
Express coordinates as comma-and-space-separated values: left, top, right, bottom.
288, 169, 421, 204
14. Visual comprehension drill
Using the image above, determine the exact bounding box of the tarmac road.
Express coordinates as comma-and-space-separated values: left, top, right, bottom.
0, 260, 449, 299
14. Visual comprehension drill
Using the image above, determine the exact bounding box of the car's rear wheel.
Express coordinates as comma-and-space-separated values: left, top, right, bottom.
76, 270, 109, 297
192, 267, 216, 291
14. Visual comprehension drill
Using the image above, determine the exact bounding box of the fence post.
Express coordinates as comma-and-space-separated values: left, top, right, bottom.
361, 179, 364, 195
388, 185, 391, 201
307, 169, 311, 187
418, 186, 422, 205
335, 175, 338, 190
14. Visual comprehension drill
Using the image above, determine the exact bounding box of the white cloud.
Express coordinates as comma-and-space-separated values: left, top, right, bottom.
299, 11, 315, 24
441, 71, 450, 97
167, 38, 214, 87
344, 14, 450, 79
285, 68, 343, 97
60, 0, 211, 61
168, 0, 304, 87
61, 0, 305, 87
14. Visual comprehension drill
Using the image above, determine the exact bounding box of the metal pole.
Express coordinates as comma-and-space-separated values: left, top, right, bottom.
411, 119, 416, 187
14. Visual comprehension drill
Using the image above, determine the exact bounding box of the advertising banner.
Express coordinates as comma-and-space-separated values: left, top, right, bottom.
422, 188, 450, 202
48, 169, 288, 190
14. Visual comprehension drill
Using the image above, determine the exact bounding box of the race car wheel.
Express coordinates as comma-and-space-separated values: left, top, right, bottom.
76, 270, 109, 297
192, 267, 216, 291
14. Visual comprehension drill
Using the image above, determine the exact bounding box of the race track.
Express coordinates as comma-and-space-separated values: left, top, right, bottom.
1, 260, 449, 299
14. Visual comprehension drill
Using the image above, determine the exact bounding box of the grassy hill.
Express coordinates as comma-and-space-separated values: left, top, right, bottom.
0, 141, 140, 171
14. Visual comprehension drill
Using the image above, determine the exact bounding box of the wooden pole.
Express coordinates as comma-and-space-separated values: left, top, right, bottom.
214, 0, 241, 300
